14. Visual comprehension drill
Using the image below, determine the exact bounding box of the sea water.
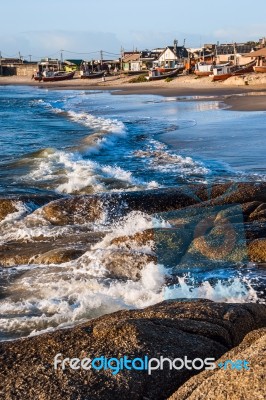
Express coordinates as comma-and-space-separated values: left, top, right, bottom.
0, 86, 265, 340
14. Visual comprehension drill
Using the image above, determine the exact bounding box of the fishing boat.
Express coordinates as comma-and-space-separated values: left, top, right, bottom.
253, 65, 266, 73
212, 59, 256, 81
145, 67, 181, 81
41, 70, 75, 82
80, 70, 105, 79
194, 63, 214, 76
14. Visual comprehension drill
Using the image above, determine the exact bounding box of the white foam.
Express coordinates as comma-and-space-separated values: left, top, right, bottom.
164, 275, 260, 303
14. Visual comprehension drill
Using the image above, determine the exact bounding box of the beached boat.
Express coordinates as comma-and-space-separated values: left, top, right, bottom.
80, 70, 105, 79
41, 70, 75, 82
253, 65, 266, 73
33, 72, 43, 81
212, 59, 256, 81
145, 67, 181, 81
194, 63, 214, 76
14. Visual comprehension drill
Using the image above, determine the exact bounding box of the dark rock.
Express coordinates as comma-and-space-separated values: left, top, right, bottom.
0, 300, 265, 400
169, 328, 266, 400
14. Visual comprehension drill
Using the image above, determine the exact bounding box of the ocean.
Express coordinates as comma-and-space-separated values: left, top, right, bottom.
0, 85, 265, 341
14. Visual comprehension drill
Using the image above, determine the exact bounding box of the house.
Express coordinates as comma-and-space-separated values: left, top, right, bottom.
122, 52, 141, 71
156, 40, 188, 68
64, 59, 84, 72
122, 51, 159, 71
215, 43, 256, 65
0, 58, 38, 76
244, 47, 266, 68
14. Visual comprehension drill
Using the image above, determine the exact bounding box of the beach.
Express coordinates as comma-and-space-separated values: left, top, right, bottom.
1, 72, 266, 111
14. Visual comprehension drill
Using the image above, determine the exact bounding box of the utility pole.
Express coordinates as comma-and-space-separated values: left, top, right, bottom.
120, 46, 123, 73
60, 50, 63, 70
100, 50, 103, 68
28, 55, 32, 62
0, 51, 2, 76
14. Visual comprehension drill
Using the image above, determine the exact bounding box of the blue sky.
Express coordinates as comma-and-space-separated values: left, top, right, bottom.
1, 0, 266, 60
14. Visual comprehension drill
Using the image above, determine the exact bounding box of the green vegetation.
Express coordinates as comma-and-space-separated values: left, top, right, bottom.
128, 74, 148, 83
165, 77, 173, 82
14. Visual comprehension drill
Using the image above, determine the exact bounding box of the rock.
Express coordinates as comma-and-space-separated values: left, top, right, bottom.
99, 249, 157, 280
0, 300, 265, 400
0, 199, 17, 221
249, 203, 266, 222
168, 328, 266, 400
248, 239, 266, 262
33, 248, 84, 264
110, 229, 155, 248
41, 196, 104, 225
0, 232, 104, 267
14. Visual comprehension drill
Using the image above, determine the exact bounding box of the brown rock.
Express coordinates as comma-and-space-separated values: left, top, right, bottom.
0, 300, 265, 400
41, 196, 104, 225
100, 249, 156, 280
168, 328, 266, 400
249, 203, 266, 222
33, 248, 84, 264
0, 199, 17, 221
110, 229, 155, 248
248, 239, 266, 262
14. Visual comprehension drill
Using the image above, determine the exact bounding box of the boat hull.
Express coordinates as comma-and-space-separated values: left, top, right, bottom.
42, 71, 75, 82
212, 73, 232, 81
146, 68, 181, 81
212, 60, 256, 81
253, 66, 266, 73
194, 70, 212, 77
80, 71, 105, 79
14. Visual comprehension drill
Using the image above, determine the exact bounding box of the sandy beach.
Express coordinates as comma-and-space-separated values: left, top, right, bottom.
1, 72, 266, 111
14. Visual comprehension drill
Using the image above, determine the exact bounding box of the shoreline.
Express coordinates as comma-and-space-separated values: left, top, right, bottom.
1, 74, 266, 111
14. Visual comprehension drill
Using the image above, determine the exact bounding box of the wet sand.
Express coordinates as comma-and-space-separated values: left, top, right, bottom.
1, 73, 266, 111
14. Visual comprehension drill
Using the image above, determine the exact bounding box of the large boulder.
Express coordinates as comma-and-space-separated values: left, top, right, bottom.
169, 328, 266, 400
0, 300, 265, 400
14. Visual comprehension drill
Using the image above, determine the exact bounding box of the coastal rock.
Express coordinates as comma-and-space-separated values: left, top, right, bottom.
0, 300, 265, 400
33, 248, 84, 264
0, 199, 17, 221
168, 328, 266, 400
95, 249, 157, 280
39, 183, 266, 226
248, 203, 266, 221
41, 196, 104, 225
248, 239, 266, 262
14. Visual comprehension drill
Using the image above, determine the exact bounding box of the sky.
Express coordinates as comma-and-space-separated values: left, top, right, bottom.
1, 0, 266, 61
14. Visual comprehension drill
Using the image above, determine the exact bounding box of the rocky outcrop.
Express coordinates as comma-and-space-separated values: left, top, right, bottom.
0, 300, 265, 400
248, 238, 266, 262
0, 199, 17, 221
169, 328, 266, 400
1, 183, 265, 268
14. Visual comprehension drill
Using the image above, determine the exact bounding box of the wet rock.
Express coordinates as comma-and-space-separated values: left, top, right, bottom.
0, 232, 104, 267
0, 199, 17, 221
111, 228, 192, 267
33, 248, 84, 264
0, 300, 265, 400
248, 239, 266, 262
100, 249, 157, 280
110, 229, 155, 248
169, 328, 266, 400
249, 203, 266, 222
41, 196, 104, 225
